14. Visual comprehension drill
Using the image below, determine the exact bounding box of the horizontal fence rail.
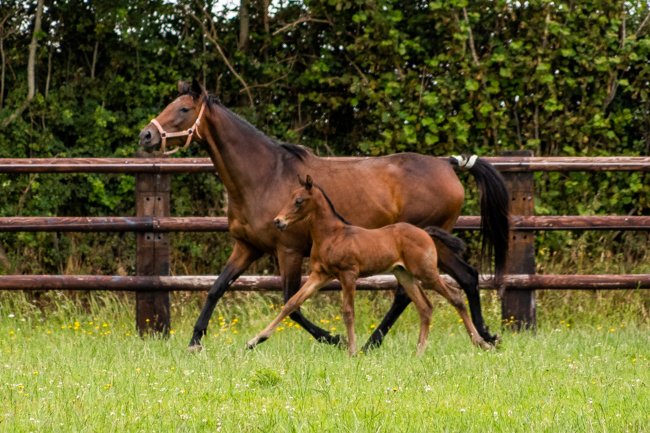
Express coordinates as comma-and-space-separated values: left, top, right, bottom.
1, 155, 648, 333
1, 274, 649, 291
1, 215, 650, 232
1, 156, 649, 173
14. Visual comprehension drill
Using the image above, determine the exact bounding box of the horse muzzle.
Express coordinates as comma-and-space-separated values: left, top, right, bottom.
139, 125, 161, 150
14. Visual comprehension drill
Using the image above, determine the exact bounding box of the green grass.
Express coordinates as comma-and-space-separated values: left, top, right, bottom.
1, 290, 648, 432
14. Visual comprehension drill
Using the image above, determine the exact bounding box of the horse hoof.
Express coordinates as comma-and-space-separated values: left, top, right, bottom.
478, 340, 494, 351
360, 339, 382, 354
246, 335, 267, 349
317, 333, 345, 347
480, 326, 500, 345
187, 344, 203, 353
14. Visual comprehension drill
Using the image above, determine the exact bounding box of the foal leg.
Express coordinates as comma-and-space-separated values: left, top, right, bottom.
424, 273, 492, 351
338, 272, 358, 356
247, 273, 332, 349
188, 241, 261, 351
278, 250, 342, 345
435, 237, 498, 345
394, 269, 433, 355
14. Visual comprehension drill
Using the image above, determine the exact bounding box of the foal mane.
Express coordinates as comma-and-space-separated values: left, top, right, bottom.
314, 184, 351, 225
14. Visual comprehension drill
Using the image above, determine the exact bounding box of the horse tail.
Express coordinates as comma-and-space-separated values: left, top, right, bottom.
449, 155, 510, 286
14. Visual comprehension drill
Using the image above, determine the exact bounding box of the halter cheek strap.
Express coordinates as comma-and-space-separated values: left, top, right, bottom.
150, 103, 206, 155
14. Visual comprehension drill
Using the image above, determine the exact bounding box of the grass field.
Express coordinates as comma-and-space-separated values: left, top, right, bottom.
1, 289, 648, 432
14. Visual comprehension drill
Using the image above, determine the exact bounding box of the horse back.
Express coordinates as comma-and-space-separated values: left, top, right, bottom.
311, 153, 464, 231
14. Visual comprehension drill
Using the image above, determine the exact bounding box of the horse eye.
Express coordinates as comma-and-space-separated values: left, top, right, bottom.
295, 197, 304, 207
180, 107, 191, 113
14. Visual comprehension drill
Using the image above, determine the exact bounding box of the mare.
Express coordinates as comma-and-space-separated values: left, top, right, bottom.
246, 175, 492, 355
138, 80, 509, 352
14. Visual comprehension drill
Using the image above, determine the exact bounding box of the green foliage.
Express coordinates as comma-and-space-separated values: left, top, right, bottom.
0, 0, 648, 274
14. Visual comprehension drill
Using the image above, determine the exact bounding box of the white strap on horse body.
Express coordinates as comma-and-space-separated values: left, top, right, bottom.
451, 154, 478, 170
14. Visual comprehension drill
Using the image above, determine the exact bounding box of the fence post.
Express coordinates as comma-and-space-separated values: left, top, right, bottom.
135, 150, 170, 336
500, 150, 536, 330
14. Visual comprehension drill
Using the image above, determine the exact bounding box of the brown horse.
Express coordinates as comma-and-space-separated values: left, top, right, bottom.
246, 175, 492, 355
138, 80, 509, 352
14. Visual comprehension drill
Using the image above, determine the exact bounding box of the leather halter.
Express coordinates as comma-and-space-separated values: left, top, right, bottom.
150, 103, 206, 155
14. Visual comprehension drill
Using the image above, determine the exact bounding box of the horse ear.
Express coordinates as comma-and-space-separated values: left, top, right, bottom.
305, 175, 313, 190
178, 81, 190, 95
191, 79, 205, 98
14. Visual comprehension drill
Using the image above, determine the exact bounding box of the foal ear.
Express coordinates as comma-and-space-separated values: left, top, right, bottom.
305, 175, 313, 190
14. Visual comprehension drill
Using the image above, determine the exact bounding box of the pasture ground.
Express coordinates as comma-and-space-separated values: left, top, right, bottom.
1, 289, 648, 432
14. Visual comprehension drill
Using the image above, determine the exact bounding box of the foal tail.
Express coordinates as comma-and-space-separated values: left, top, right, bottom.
424, 226, 467, 258
449, 155, 510, 286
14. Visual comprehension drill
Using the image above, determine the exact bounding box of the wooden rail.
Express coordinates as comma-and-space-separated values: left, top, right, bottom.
0, 274, 648, 291
1, 155, 648, 334
1, 156, 649, 173
0, 215, 649, 232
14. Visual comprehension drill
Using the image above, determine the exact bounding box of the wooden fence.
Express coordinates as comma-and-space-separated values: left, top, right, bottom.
1, 153, 649, 334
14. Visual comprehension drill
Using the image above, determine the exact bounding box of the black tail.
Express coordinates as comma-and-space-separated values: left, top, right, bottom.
424, 226, 467, 257
449, 156, 510, 285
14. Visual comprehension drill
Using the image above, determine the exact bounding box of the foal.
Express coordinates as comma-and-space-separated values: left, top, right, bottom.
246, 176, 491, 355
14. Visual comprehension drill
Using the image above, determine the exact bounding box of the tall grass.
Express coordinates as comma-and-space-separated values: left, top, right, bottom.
1, 289, 648, 432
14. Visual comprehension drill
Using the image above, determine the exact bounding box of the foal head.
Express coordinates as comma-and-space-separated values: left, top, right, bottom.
274, 175, 317, 231
139, 80, 207, 154
274, 175, 350, 231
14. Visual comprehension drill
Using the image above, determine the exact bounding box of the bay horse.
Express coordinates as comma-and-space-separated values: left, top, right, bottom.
138, 80, 509, 352
246, 175, 492, 355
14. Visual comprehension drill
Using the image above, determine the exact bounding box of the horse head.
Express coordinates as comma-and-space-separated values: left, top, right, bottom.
139, 79, 207, 154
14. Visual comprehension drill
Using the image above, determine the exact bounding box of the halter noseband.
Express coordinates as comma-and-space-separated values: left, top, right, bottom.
150, 103, 206, 155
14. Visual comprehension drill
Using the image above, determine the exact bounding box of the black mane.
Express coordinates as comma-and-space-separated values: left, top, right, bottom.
315, 184, 351, 225
279, 143, 311, 161
201, 93, 311, 162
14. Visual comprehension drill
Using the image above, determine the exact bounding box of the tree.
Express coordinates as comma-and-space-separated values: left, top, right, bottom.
1, 0, 43, 128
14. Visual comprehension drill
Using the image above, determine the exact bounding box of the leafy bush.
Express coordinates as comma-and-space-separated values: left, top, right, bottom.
1, 0, 648, 274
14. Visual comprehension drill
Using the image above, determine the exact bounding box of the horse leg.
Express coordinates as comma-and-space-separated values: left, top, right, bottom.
393, 268, 433, 356
247, 273, 332, 349
360, 285, 411, 353
278, 250, 343, 345
188, 241, 261, 351
338, 272, 358, 356
424, 272, 492, 351
435, 238, 498, 345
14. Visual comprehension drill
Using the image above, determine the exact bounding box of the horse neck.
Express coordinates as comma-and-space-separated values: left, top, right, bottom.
307, 190, 347, 246
202, 103, 282, 202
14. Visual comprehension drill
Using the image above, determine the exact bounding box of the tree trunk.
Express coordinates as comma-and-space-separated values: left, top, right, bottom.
261, 0, 270, 35
90, 40, 98, 80
0, 37, 5, 109
27, 0, 44, 100
238, 0, 249, 51
45, 47, 52, 98
0, 0, 44, 128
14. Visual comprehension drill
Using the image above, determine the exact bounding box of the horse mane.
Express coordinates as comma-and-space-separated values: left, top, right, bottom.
197, 92, 312, 162
314, 184, 351, 225
279, 143, 311, 160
